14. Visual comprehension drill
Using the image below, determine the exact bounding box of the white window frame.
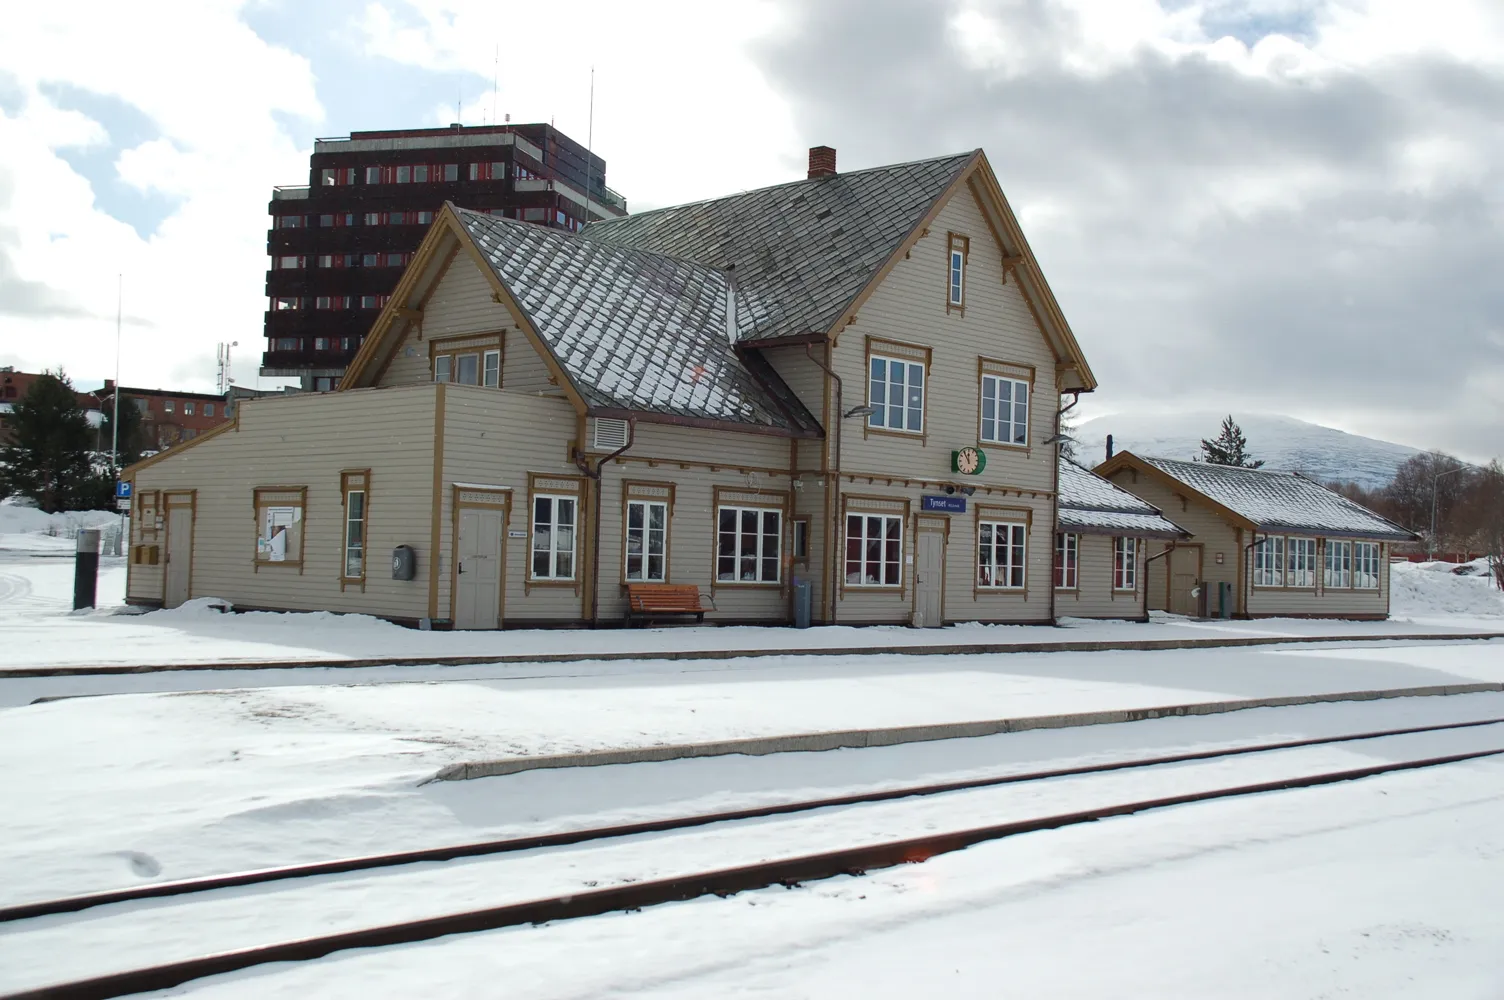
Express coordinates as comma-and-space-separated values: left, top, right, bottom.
1113, 536, 1139, 591
1324, 539, 1352, 589
531, 494, 577, 581
483, 349, 501, 387
624, 499, 668, 583
1054, 532, 1078, 589
343, 488, 366, 580
1253, 535, 1286, 588
1288, 537, 1317, 588
949, 247, 965, 306
717, 505, 782, 584
845, 513, 903, 588
978, 520, 1027, 590
433, 355, 452, 383
867, 355, 925, 433
1353, 541, 1382, 590
980, 374, 1029, 446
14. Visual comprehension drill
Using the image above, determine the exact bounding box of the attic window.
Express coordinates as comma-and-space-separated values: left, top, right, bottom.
593, 418, 629, 451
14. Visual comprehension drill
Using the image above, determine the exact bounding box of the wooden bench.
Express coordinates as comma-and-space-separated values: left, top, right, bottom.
625, 583, 713, 627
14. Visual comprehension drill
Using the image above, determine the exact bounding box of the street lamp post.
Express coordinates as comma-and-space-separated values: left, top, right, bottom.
1430, 465, 1468, 560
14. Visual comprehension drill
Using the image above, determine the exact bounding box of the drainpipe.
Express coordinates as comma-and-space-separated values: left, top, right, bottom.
576, 417, 636, 628
1050, 392, 1080, 625
1143, 543, 1175, 623
805, 343, 842, 624
1241, 531, 1261, 619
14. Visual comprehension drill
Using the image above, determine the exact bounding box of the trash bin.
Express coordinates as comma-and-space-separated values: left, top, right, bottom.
793, 580, 812, 629
1218, 581, 1233, 619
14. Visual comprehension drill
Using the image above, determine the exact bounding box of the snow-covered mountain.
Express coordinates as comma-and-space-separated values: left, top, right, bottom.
1073, 413, 1421, 491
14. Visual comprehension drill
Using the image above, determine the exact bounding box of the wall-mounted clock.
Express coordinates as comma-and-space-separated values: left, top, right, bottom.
952, 446, 987, 475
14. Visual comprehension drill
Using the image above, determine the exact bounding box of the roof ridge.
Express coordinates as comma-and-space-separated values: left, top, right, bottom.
583, 150, 978, 231
457, 207, 735, 283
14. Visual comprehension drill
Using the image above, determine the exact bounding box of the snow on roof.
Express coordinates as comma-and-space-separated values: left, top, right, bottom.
1057, 458, 1187, 538
1138, 455, 1417, 541
457, 210, 821, 435
582, 152, 976, 343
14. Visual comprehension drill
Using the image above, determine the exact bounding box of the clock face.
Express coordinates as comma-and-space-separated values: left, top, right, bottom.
957, 447, 980, 474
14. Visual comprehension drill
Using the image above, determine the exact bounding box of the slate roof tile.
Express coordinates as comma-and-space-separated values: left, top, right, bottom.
1058, 458, 1187, 538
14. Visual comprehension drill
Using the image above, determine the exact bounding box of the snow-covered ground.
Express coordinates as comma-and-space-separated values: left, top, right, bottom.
164, 755, 1504, 1000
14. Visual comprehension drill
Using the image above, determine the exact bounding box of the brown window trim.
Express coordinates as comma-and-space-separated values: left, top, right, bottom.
252, 486, 308, 572
977, 357, 1037, 455
974, 504, 1032, 599
620, 480, 676, 586
711, 486, 790, 591
429, 332, 504, 387
1053, 530, 1079, 592
840, 495, 911, 596
791, 516, 811, 564
863, 336, 932, 443
946, 232, 969, 315
1111, 536, 1139, 593
339, 469, 371, 590
526, 472, 585, 594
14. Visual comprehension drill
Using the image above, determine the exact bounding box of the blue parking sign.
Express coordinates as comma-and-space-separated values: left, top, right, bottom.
115, 481, 132, 499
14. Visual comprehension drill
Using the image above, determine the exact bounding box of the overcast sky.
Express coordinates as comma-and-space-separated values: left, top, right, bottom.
1, 1, 1500, 461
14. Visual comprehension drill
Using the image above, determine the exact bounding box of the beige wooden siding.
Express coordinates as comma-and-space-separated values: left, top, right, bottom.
439, 385, 584, 623
826, 484, 1053, 624
592, 421, 791, 469
761, 344, 828, 445
378, 257, 512, 389
1106, 469, 1241, 611
830, 188, 1060, 498
1246, 539, 1391, 618
128, 386, 439, 618
1055, 533, 1148, 620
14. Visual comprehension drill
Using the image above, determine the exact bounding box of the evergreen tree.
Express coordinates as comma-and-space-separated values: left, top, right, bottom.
0, 371, 107, 512
1199, 415, 1264, 468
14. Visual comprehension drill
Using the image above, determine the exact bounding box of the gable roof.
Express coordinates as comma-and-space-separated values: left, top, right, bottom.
583, 153, 977, 344
1098, 452, 1417, 542
457, 208, 821, 435
1057, 458, 1188, 538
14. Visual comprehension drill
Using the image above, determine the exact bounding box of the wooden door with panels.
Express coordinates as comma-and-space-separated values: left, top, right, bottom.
452, 486, 509, 629
913, 518, 947, 628
163, 490, 196, 609
1168, 543, 1203, 617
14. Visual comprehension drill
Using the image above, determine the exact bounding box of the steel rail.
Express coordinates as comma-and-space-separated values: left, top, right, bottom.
4, 715, 1503, 924
6, 746, 1501, 1000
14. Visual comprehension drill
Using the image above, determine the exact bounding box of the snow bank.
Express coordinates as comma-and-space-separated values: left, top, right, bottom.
1391, 560, 1504, 623
0, 503, 125, 554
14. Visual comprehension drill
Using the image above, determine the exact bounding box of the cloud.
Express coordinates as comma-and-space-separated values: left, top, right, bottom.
748, 0, 1504, 461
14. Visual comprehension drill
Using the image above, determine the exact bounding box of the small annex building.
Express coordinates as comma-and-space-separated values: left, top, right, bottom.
1095, 452, 1417, 620
1053, 458, 1188, 621
123, 146, 1114, 628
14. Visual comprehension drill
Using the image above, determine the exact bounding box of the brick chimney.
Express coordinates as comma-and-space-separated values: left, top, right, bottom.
807, 146, 837, 179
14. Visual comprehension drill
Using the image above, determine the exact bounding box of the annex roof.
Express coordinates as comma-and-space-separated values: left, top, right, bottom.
582, 153, 977, 343
457, 208, 821, 435
1113, 454, 1417, 542
1057, 458, 1188, 538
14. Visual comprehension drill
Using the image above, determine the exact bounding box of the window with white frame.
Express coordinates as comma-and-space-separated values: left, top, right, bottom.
531, 495, 577, 580
1113, 537, 1138, 591
717, 505, 781, 583
1287, 537, 1317, 587
947, 232, 968, 309
978, 520, 1026, 589
1254, 535, 1286, 587
980, 375, 1029, 446
845, 514, 902, 587
341, 474, 367, 580
868, 355, 925, 433
254, 488, 305, 565
1353, 541, 1382, 589
1054, 532, 1078, 589
1324, 540, 1352, 589
433, 349, 500, 387
625, 499, 667, 582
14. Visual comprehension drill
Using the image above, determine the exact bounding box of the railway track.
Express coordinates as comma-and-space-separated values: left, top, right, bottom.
4, 719, 1503, 1000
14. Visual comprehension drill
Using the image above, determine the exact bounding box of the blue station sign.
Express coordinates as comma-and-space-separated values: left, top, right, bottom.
921, 495, 966, 514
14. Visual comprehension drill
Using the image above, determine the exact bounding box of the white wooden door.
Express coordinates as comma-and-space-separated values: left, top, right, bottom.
913, 530, 945, 628
455, 507, 503, 629
164, 504, 193, 609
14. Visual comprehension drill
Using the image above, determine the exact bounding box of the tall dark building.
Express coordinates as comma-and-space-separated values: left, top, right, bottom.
262, 123, 628, 389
